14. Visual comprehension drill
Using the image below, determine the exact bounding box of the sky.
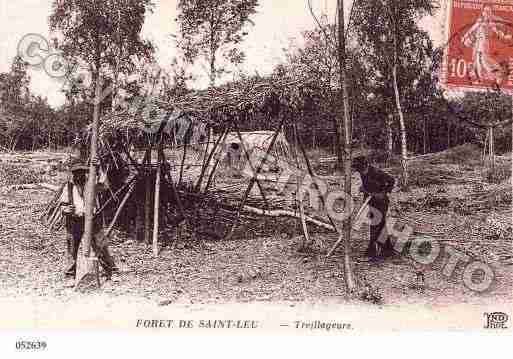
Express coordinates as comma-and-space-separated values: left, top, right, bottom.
0, 0, 445, 109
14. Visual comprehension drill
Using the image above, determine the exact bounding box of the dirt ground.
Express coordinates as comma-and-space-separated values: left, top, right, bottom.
0, 150, 512, 315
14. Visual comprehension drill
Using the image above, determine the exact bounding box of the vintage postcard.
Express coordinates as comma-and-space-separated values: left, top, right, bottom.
0, 0, 512, 351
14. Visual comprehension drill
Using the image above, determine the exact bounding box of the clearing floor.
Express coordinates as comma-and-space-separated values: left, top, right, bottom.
0, 149, 512, 324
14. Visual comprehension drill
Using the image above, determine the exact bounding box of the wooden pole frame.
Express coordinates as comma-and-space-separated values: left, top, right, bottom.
196, 123, 212, 189
102, 180, 137, 240
41, 182, 66, 221
233, 124, 270, 208
204, 126, 230, 193
225, 117, 285, 239
326, 196, 372, 259
194, 125, 227, 192
296, 133, 339, 232
292, 122, 310, 246
160, 148, 188, 226
93, 176, 136, 220
179, 121, 192, 187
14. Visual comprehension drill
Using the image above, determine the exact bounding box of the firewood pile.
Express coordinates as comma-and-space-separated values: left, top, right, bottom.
0, 162, 45, 187
0, 152, 68, 186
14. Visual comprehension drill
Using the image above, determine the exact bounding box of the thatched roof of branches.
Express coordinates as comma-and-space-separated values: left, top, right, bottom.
98, 75, 319, 140
164, 76, 313, 117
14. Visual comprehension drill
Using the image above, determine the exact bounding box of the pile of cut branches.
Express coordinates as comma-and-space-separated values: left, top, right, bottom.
0, 162, 44, 186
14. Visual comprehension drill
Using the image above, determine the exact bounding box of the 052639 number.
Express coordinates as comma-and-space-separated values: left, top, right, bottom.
15, 341, 47, 350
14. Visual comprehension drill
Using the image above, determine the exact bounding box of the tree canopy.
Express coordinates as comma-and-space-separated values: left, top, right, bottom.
176, 0, 258, 86
49, 0, 155, 107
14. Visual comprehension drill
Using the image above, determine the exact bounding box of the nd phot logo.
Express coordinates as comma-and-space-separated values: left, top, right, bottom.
484, 312, 509, 329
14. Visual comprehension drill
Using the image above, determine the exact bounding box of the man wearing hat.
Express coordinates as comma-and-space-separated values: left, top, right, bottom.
59, 157, 117, 279
352, 156, 396, 260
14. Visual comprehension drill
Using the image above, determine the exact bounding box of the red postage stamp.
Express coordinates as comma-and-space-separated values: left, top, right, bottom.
442, 0, 513, 91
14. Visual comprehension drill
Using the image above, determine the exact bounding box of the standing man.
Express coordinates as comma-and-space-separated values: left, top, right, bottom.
60, 157, 117, 279
352, 156, 395, 260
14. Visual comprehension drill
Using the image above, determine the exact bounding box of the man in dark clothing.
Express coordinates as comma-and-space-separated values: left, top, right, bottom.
352, 156, 395, 259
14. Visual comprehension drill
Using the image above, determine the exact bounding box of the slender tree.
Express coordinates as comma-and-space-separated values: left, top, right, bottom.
50, 0, 155, 109
176, 0, 258, 87
280, 23, 371, 161
49, 0, 154, 285
337, 0, 356, 294
353, 0, 436, 189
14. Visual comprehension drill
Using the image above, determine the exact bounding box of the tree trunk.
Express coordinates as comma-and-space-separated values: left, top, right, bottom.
209, 19, 216, 88
333, 115, 343, 170
135, 187, 144, 241
312, 126, 316, 150
112, 6, 122, 113
210, 54, 216, 88
144, 150, 153, 244
489, 126, 495, 169
455, 122, 459, 146
152, 148, 162, 256
391, 32, 408, 190
10, 135, 19, 152
336, 0, 356, 294
423, 117, 427, 154
447, 119, 451, 150
80, 62, 101, 261
386, 114, 393, 160
32, 126, 37, 151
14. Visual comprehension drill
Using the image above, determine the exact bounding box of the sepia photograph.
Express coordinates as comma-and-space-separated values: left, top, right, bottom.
0, 0, 512, 350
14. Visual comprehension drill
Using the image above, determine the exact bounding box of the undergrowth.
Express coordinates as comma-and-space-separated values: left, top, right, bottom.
484, 164, 512, 184
0, 163, 44, 186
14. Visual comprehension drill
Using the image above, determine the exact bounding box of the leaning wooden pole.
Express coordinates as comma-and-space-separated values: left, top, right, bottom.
93, 177, 136, 220
195, 124, 212, 190
234, 125, 270, 208
337, 0, 356, 293
195, 125, 225, 192
160, 149, 188, 226
326, 196, 372, 259
225, 118, 285, 240
179, 122, 192, 187
41, 182, 66, 221
292, 122, 310, 246
103, 180, 137, 240
47, 202, 62, 229
204, 127, 230, 192
297, 134, 338, 231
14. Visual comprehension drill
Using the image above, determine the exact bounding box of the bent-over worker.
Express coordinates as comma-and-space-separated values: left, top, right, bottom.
352, 156, 395, 260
